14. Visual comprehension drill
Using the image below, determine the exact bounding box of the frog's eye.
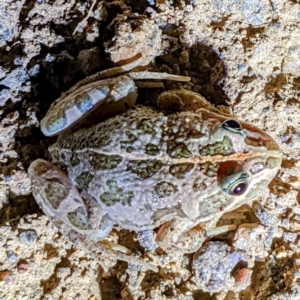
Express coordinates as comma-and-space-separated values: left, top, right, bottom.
222, 119, 243, 133
227, 180, 248, 196
222, 172, 249, 196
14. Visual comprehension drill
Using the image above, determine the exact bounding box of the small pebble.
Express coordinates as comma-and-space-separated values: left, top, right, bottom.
174, 275, 181, 285
292, 221, 300, 231
17, 263, 29, 274
237, 64, 248, 72
274, 246, 287, 259
144, 7, 156, 18
7, 251, 17, 264
283, 232, 297, 243
248, 70, 255, 77
19, 230, 37, 244
235, 268, 252, 285
45, 53, 55, 62
281, 218, 289, 230
293, 271, 300, 279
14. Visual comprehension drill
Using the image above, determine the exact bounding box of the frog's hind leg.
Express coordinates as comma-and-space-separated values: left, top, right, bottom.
66, 54, 146, 94
156, 219, 237, 253
67, 53, 190, 96
129, 71, 191, 82
128, 71, 191, 89
29, 159, 158, 272
41, 54, 191, 137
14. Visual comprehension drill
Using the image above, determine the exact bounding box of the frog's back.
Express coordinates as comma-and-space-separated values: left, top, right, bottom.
49, 105, 281, 231
49, 106, 222, 230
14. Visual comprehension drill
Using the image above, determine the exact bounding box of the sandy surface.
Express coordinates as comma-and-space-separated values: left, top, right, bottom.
1, 0, 300, 299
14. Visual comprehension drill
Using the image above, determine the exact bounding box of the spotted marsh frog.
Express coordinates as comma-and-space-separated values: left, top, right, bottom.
29, 55, 282, 269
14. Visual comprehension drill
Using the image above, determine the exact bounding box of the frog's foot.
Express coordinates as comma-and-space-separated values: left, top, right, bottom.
129, 71, 191, 82
29, 159, 158, 272
68, 53, 190, 94
157, 89, 222, 113
29, 159, 113, 242
156, 219, 237, 253
156, 219, 196, 251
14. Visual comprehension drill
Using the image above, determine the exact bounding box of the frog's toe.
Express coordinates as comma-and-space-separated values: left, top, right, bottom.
28, 159, 113, 241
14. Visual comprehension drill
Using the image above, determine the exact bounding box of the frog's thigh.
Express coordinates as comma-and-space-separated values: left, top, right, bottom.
28, 159, 113, 242
157, 89, 220, 113
41, 75, 138, 136
89, 75, 138, 123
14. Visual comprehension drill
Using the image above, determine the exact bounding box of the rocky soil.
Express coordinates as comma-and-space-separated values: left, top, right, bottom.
1, 0, 300, 299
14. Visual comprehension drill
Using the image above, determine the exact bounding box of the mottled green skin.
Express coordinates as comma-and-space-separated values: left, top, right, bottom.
48, 105, 281, 232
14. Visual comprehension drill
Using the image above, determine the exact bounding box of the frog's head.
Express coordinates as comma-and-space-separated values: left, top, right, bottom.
198, 112, 282, 219
221, 117, 281, 209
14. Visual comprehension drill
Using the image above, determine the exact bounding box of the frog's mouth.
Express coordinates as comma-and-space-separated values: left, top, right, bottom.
251, 134, 280, 156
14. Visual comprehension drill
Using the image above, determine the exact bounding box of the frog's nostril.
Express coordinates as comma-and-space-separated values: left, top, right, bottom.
266, 156, 282, 169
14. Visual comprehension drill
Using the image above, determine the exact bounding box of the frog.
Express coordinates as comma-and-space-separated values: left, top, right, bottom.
28, 54, 282, 270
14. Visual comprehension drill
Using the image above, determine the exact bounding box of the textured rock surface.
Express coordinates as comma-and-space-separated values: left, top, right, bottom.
0, 0, 300, 299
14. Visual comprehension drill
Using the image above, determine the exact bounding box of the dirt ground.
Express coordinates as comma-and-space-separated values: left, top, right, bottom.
1, 0, 300, 299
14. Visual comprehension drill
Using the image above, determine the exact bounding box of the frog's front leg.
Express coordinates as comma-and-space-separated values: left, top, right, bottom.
156, 219, 202, 252
144, 218, 238, 253
29, 159, 114, 242
136, 219, 198, 252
